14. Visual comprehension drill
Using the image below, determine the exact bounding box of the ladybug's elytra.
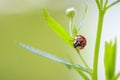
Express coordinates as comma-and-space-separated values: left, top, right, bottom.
73, 35, 86, 49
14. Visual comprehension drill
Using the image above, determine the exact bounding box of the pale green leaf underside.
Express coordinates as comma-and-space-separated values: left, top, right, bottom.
18, 43, 89, 73
42, 9, 73, 46
104, 39, 117, 80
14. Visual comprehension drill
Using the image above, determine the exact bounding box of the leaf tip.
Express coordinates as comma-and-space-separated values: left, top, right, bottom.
85, 4, 88, 13
42, 8, 49, 17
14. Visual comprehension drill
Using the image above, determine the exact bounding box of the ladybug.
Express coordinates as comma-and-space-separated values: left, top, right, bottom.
73, 35, 86, 49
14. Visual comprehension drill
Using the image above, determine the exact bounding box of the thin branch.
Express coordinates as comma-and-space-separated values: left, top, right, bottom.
75, 68, 89, 80
114, 72, 120, 80
106, 0, 120, 10
68, 55, 92, 76
96, 0, 101, 10
103, 0, 108, 9
69, 18, 74, 37
100, 0, 103, 9
75, 49, 91, 72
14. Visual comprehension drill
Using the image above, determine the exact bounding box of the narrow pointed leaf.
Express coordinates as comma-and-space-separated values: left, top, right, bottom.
114, 72, 120, 80
42, 9, 73, 46
18, 42, 89, 73
73, 65, 89, 80
78, 4, 88, 31
85, 4, 88, 14
72, 25, 78, 38
104, 39, 117, 80
106, 0, 120, 10
67, 55, 89, 79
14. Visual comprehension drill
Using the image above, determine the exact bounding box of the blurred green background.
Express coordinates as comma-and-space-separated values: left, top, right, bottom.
0, 0, 93, 80
1, 0, 120, 80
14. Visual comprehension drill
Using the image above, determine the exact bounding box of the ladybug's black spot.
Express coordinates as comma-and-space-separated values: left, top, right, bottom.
74, 41, 81, 48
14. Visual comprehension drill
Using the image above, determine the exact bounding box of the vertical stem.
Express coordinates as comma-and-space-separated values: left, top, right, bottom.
69, 18, 74, 37
93, 10, 105, 80
93, 1, 120, 80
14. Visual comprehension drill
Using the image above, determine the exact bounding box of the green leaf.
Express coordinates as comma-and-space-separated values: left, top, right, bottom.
67, 55, 89, 80
18, 42, 89, 73
106, 0, 120, 10
104, 38, 117, 80
72, 25, 78, 38
73, 65, 89, 80
114, 72, 120, 80
77, 4, 88, 32
85, 4, 88, 14
42, 9, 73, 46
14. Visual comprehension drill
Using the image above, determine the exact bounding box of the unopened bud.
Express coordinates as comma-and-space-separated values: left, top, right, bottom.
66, 7, 76, 18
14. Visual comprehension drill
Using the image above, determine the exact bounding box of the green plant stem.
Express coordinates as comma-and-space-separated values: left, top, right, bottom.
69, 18, 74, 37
100, 0, 103, 9
96, 0, 101, 10
75, 49, 91, 72
75, 67, 89, 80
93, 10, 105, 80
113, 72, 120, 80
104, 0, 108, 9
106, 0, 120, 10
93, 1, 120, 80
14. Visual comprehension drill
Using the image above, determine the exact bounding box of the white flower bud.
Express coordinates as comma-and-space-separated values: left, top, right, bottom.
66, 7, 76, 18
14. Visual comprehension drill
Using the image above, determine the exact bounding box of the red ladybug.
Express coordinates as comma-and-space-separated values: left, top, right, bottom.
73, 35, 86, 49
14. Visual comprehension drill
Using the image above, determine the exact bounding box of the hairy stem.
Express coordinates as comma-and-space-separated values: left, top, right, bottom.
93, 10, 105, 80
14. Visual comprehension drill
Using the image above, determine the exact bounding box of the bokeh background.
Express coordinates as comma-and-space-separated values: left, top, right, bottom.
0, 0, 120, 80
